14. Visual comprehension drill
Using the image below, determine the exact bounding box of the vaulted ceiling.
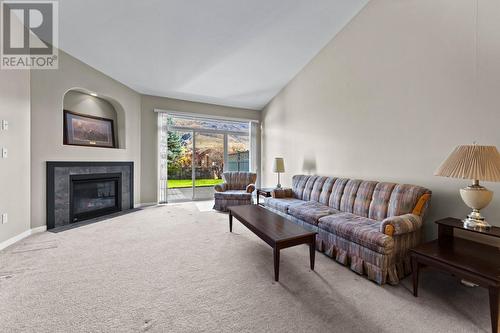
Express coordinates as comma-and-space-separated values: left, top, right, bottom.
59, 0, 369, 110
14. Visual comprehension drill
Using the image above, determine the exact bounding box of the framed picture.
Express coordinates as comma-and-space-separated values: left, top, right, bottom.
63, 110, 116, 148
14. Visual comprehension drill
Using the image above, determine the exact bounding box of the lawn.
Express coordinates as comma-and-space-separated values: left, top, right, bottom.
168, 178, 223, 188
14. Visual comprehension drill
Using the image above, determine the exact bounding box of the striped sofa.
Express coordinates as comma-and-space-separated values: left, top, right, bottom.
265, 175, 431, 285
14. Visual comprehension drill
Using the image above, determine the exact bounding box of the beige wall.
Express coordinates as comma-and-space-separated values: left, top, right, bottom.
261, 0, 500, 244
0, 70, 31, 244
30, 51, 142, 228
140, 95, 261, 204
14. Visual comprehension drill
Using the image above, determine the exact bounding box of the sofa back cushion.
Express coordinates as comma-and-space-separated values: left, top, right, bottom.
301, 176, 319, 201
368, 182, 397, 220
328, 178, 349, 210
339, 179, 362, 213
387, 184, 429, 217
353, 181, 378, 217
291, 175, 431, 221
318, 177, 337, 205
292, 175, 309, 199
310, 176, 327, 202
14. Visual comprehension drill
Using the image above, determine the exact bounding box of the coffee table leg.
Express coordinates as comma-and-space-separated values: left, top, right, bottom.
273, 247, 280, 282
229, 211, 233, 233
489, 286, 499, 333
411, 255, 419, 297
309, 238, 315, 271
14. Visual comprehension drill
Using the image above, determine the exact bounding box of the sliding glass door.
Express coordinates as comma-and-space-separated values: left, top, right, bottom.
227, 134, 250, 172
165, 130, 193, 202
158, 113, 253, 203
193, 132, 224, 200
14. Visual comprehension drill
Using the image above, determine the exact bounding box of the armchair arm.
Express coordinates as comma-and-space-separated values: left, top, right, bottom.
271, 188, 293, 198
380, 213, 423, 237
246, 184, 255, 193
214, 183, 228, 192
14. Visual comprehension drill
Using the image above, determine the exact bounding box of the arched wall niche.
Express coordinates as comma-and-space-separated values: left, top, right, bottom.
62, 88, 126, 149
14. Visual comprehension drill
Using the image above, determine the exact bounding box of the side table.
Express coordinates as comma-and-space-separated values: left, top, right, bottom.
255, 188, 274, 206
410, 217, 500, 333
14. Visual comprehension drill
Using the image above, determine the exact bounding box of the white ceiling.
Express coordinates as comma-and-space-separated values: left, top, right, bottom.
59, 0, 369, 110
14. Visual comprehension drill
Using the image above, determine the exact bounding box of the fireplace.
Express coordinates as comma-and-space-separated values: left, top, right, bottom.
70, 173, 122, 223
46, 162, 133, 229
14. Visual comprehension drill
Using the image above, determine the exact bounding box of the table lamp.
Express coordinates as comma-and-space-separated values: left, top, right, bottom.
434, 144, 500, 229
272, 157, 285, 188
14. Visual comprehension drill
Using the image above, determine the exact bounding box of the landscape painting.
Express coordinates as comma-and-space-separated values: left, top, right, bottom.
64, 111, 116, 148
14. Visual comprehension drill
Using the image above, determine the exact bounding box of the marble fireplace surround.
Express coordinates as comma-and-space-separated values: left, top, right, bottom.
46, 161, 134, 229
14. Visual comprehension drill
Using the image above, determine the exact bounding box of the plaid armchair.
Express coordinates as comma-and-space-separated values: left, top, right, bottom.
213, 172, 257, 212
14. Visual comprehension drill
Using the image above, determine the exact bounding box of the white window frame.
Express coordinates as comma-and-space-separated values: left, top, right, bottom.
156, 110, 258, 203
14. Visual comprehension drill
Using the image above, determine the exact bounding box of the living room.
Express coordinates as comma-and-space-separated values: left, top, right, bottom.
1, 1, 500, 332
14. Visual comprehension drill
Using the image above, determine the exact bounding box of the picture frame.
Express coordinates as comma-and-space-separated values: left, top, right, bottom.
63, 110, 116, 148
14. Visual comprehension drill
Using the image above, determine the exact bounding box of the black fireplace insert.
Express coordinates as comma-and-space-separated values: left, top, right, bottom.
70, 173, 122, 223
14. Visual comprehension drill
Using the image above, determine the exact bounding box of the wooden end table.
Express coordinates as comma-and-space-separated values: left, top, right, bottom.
410, 217, 500, 333
228, 205, 317, 282
255, 188, 274, 206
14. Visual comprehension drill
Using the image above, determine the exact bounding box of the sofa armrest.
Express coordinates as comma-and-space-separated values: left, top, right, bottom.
271, 188, 293, 198
214, 183, 228, 192
380, 214, 423, 237
246, 184, 256, 193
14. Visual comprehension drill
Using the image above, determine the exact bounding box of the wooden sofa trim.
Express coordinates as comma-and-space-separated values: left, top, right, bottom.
412, 193, 431, 216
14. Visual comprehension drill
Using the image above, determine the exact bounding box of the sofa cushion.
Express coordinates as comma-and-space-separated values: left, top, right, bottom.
368, 182, 397, 221
352, 181, 378, 217
292, 175, 310, 200
288, 201, 340, 225
318, 213, 394, 254
318, 177, 337, 205
328, 178, 349, 210
339, 179, 362, 213
387, 184, 430, 217
265, 197, 305, 214
302, 176, 323, 201
310, 176, 328, 202
214, 190, 251, 200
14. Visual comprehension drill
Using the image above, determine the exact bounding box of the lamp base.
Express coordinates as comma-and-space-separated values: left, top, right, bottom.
463, 214, 491, 230
276, 172, 282, 189
460, 182, 493, 230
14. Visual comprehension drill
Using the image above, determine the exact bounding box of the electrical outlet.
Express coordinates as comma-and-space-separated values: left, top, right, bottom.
2, 148, 7, 158
2, 213, 7, 224
1, 120, 8, 130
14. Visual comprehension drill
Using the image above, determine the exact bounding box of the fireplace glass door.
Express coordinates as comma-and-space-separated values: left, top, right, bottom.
70, 173, 122, 223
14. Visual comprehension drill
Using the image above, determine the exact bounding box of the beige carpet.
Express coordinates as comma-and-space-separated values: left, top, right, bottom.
0, 203, 491, 333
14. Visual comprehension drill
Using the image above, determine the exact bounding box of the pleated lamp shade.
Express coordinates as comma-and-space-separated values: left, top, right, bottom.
434, 145, 500, 182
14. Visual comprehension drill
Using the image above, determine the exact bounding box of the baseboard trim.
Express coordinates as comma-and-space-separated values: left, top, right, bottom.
134, 202, 157, 208
0, 225, 47, 252
31, 225, 47, 234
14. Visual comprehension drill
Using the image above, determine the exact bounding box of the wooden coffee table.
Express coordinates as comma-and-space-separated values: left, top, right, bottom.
228, 205, 317, 282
